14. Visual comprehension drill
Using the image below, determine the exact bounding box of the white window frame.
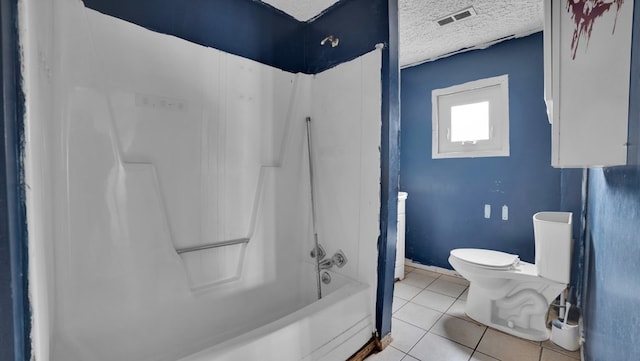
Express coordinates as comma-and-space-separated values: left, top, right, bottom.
432, 74, 510, 159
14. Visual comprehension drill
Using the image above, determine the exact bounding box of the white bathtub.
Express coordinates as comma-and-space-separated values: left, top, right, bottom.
44, 256, 374, 361
180, 271, 373, 361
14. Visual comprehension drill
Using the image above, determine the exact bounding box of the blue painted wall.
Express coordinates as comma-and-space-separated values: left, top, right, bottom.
305, 0, 389, 73
0, 0, 29, 359
582, 0, 640, 358
83, 0, 392, 75
400, 34, 582, 272
584, 168, 640, 359
83, 0, 306, 73
374, 0, 399, 339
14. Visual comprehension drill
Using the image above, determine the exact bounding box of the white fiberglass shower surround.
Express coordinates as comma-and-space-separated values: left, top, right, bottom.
21, 1, 382, 360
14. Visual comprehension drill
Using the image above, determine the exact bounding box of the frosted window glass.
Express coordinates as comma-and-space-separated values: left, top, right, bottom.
431, 74, 509, 159
450, 101, 490, 142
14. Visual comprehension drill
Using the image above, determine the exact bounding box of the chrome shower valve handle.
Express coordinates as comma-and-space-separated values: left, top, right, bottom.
310, 244, 326, 260
332, 250, 347, 268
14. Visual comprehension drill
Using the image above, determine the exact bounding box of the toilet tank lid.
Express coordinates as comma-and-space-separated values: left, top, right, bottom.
450, 249, 519, 268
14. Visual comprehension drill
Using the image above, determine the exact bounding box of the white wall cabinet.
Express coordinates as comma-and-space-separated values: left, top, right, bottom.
544, 0, 634, 168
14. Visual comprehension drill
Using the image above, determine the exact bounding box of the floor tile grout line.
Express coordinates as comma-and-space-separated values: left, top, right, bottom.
423, 331, 477, 358
539, 341, 581, 360
388, 344, 410, 360
393, 271, 426, 360
395, 276, 461, 304
401, 308, 448, 359
403, 323, 429, 359
395, 271, 476, 360
391, 304, 445, 333
418, 305, 490, 356
402, 297, 455, 315
421, 286, 465, 299
404, 316, 492, 359
538, 345, 543, 361
397, 279, 466, 300
428, 327, 481, 353
392, 316, 429, 334
398, 276, 440, 293
474, 326, 489, 354
405, 267, 470, 286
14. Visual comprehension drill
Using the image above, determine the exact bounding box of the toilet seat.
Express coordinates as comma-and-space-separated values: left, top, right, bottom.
450, 248, 519, 270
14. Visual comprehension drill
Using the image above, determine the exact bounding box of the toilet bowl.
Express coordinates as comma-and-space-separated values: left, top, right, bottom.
448, 212, 573, 341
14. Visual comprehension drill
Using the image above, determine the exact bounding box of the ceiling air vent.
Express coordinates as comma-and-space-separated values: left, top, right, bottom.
437, 17, 455, 26
436, 6, 477, 26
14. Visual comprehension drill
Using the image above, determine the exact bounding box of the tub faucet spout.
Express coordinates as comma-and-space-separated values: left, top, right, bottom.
319, 258, 334, 270
318, 250, 348, 270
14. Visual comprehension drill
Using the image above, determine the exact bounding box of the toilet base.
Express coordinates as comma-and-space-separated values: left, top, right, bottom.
466, 311, 549, 341
465, 281, 565, 341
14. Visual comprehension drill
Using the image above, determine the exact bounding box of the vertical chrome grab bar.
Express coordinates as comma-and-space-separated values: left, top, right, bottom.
306, 117, 323, 300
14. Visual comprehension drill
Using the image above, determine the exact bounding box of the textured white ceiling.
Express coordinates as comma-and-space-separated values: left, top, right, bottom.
399, 0, 543, 67
261, 0, 544, 67
260, 0, 340, 21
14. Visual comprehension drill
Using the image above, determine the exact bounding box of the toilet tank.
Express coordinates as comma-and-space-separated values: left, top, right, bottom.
533, 212, 573, 284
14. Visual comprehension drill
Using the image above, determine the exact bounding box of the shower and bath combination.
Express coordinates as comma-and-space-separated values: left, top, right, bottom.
21, 1, 381, 355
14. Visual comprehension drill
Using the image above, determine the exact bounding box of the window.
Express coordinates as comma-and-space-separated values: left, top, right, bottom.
432, 74, 509, 159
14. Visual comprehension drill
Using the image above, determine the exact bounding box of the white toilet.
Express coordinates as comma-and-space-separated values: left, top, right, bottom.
448, 212, 573, 341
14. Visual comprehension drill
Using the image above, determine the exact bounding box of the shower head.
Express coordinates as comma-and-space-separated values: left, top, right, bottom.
320, 35, 339, 47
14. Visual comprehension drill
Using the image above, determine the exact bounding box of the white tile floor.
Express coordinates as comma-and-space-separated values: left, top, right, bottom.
365, 266, 581, 361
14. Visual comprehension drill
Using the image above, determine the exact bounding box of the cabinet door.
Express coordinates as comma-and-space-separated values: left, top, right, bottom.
544, 0, 634, 168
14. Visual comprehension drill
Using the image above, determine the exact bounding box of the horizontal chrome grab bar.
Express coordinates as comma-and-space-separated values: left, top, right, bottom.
176, 238, 249, 254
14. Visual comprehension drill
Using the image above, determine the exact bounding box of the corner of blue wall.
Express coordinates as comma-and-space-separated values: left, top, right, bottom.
304, 0, 389, 74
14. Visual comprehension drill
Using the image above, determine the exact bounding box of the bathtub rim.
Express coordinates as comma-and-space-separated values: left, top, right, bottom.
177, 280, 372, 361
